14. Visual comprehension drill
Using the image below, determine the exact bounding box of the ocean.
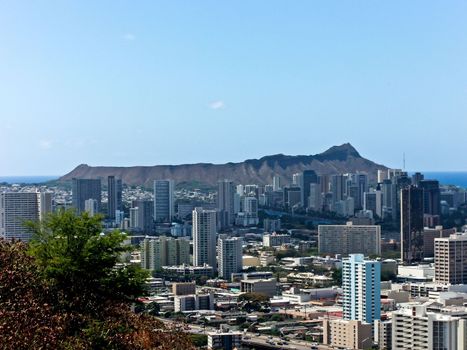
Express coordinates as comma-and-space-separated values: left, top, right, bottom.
0, 176, 59, 184
414, 172, 467, 188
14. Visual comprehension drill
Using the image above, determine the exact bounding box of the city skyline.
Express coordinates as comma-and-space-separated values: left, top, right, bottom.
2, 1, 467, 175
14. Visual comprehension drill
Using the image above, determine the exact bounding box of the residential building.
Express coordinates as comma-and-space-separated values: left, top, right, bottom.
392, 302, 467, 350
217, 235, 242, 280
207, 332, 242, 350
342, 254, 381, 324
0, 191, 40, 241
140, 236, 190, 270
435, 233, 467, 285
263, 232, 291, 247
192, 207, 217, 270
174, 293, 214, 312
323, 319, 372, 350
374, 319, 392, 350
318, 222, 381, 256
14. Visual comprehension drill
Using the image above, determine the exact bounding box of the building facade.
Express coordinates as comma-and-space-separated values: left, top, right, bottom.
342, 254, 381, 324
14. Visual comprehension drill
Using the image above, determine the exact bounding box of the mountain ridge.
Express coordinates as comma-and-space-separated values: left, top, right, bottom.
59, 143, 387, 187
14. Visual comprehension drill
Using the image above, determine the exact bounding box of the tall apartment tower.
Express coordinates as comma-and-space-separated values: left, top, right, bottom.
217, 180, 235, 228
435, 233, 467, 285
192, 207, 217, 270
342, 254, 381, 325
72, 178, 102, 214
107, 176, 122, 220
153, 180, 174, 223
218, 235, 243, 280
0, 192, 40, 241
401, 186, 425, 264
300, 170, 318, 208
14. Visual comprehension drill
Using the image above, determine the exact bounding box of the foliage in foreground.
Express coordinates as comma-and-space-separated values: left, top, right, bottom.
0, 210, 193, 350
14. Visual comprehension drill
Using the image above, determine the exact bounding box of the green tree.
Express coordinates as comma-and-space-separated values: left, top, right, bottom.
27, 210, 149, 308
0, 210, 194, 349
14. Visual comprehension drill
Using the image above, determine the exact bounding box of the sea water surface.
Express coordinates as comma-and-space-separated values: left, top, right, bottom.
0, 176, 59, 184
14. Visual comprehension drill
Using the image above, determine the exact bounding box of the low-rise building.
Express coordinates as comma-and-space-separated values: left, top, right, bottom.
207, 331, 242, 350
172, 282, 196, 296
174, 293, 214, 312
263, 233, 291, 247
240, 278, 277, 297
322, 319, 373, 350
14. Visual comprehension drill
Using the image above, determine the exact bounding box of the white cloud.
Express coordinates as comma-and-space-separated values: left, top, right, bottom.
122, 33, 136, 41
39, 139, 53, 150
208, 100, 225, 110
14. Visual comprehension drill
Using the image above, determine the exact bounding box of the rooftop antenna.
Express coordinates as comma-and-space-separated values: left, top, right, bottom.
403, 152, 406, 171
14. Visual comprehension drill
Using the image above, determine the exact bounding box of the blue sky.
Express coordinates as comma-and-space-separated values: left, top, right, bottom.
1, 1, 467, 175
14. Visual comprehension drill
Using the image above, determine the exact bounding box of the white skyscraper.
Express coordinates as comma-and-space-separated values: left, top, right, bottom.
192, 207, 217, 270
153, 180, 174, 223
342, 254, 381, 325
218, 235, 243, 280
0, 192, 40, 241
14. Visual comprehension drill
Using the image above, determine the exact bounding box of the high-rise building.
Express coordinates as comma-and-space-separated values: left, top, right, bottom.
419, 180, 441, 217
218, 235, 243, 280
434, 233, 467, 285
84, 198, 99, 217
39, 192, 53, 220
0, 192, 40, 241
153, 180, 174, 223
300, 170, 318, 208
140, 236, 190, 270
107, 176, 122, 220
192, 207, 217, 270
401, 186, 425, 264
131, 200, 154, 233
308, 183, 322, 211
342, 254, 381, 325
72, 178, 101, 214
392, 303, 467, 350
318, 223, 381, 256
364, 188, 383, 218
283, 186, 301, 210
292, 173, 302, 187
272, 176, 281, 191
331, 174, 346, 210
217, 180, 235, 228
